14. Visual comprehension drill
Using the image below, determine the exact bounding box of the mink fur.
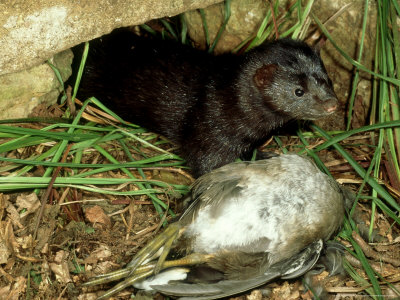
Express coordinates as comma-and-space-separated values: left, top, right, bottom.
76, 29, 338, 177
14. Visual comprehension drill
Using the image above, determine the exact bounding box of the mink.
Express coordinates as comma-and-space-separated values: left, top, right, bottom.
76, 29, 338, 177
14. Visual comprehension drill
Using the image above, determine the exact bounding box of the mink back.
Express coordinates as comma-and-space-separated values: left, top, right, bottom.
77, 30, 243, 143
76, 30, 338, 177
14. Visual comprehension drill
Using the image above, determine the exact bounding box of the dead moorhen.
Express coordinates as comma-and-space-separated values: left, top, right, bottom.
83, 154, 346, 299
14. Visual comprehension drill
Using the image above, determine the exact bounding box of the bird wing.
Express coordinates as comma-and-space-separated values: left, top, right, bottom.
151, 271, 281, 300
151, 240, 323, 299
180, 159, 281, 223
179, 164, 244, 223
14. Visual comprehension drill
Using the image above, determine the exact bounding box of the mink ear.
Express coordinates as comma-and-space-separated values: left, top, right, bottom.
253, 64, 278, 89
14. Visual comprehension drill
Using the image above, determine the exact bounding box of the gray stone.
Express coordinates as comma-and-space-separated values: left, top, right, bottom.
184, 0, 268, 53
312, 0, 378, 129
0, 0, 384, 127
0, 0, 224, 76
0, 50, 73, 119
184, 0, 380, 129
0, 0, 223, 119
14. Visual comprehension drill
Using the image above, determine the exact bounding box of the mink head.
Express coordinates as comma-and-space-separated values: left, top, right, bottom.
248, 38, 338, 120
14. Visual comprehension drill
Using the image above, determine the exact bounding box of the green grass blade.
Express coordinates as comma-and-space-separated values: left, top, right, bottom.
312, 13, 400, 86
311, 124, 400, 214
346, 0, 370, 130
208, 0, 232, 53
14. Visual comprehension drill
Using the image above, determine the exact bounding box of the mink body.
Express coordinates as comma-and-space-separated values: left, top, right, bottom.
77, 30, 338, 177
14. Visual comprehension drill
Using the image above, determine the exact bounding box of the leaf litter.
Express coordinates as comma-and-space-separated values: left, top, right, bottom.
0, 103, 399, 299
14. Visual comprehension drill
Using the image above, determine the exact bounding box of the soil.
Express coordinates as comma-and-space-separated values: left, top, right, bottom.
0, 104, 399, 300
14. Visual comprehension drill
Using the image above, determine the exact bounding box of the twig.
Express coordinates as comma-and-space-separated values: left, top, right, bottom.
153, 195, 170, 236
125, 200, 137, 240
268, 0, 279, 39
57, 187, 70, 205
15, 254, 41, 263
141, 167, 194, 182
326, 285, 371, 293
352, 231, 400, 267
130, 223, 159, 241
74, 98, 120, 123
33, 144, 73, 242
0, 266, 14, 283
66, 85, 75, 116
56, 284, 69, 300
345, 252, 394, 275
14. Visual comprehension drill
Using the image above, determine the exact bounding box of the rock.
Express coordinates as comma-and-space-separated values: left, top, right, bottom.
0, 0, 224, 76
184, 0, 380, 129
312, 0, 378, 129
0, 0, 383, 126
184, 0, 268, 53
0, 49, 73, 119
0, 0, 224, 120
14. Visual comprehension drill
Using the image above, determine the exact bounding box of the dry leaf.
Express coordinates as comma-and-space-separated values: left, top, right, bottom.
16, 193, 40, 218
77, 293, 98, 300
15, 234, 33, 250
49, 250, 71, 284
0, 220, 13, 264
0, 285, 11, 300
85, 206, 111, 227
0, 238, 11, 265
1, 220, 19, 255
4, 276, 26, 300
84, 244, 112, 265
0, 193, 7, 214
92, 261, 118, 275
246, 290, 263, 300
5, 200, 23, 229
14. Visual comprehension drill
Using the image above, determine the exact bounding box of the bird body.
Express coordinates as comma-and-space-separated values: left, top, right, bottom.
83, 154, 346, 299
176, 154, 344, 278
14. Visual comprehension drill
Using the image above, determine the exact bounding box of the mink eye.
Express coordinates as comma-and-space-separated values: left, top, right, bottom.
294, 88, 305, 97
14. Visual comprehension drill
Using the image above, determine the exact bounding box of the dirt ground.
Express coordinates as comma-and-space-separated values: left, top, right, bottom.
1, 119, 400, 300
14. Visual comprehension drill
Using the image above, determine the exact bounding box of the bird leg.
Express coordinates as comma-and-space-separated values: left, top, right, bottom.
84, 253, 212, 300
127, 223, 183, 273
82, 223, 213, 299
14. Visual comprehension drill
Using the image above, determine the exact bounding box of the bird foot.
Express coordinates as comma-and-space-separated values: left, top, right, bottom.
81, 223, 202, 299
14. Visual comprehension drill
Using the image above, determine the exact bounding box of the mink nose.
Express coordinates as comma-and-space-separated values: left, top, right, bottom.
323, 97, 338, 113
325, 102, 337, 112
83, 154, 347, 299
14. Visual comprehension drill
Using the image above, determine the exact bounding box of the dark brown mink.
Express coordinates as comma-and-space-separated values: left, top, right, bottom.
76, 29, 338, 177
